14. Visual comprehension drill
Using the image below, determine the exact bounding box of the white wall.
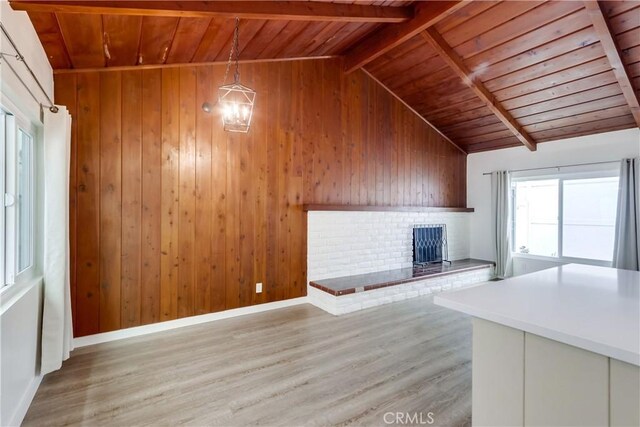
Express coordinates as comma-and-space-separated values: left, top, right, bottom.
467, 129, 640, 275
0, 1, 52, 425
0, 0, 54, 123
307, 211, 470, 282
0, 279, 43, 426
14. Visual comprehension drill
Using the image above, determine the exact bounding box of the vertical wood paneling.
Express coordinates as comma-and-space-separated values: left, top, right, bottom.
359, 76, 369, 206
239, 65, 256, 305
121, 71, 143, 328
410, 112, 418, 206
275, 62, 289, 302
316, 62, 328, 204
301, 61, 315, 206
178, 67, 197, 318
428, 127, 438, 206
346, 72, 359, 205
98, 72, 122, 332
57, 58, 467, 336
460, 156, 467, 208
224, 129, 241, 308
389, 99, 398, 207
366, 78, 376, 205
290, 62, 305, 298
325, 61, 343, 205
265, 62, 279, 302
141, 68, 162, 325
403, 108, 411, 207
210, 65, 227, 312
252, 63, 268, 306
75, 72, 100, 337
160, 67, 180, 321
195, 66, 213, 315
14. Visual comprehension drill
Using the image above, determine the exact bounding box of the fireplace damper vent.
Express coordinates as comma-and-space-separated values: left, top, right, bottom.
413, 224, 450, 266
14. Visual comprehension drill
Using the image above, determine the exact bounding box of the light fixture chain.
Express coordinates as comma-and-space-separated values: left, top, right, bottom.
233, 17, 240, 84
222, 17, 240, 85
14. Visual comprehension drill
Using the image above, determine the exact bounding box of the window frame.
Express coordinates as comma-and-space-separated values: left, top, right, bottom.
16, 125, 36, 276
0, 111, 5, 289
1, 104, 38, 291
511, 166, 620, 267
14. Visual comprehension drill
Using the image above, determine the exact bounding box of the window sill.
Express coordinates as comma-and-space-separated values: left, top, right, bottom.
0, 276, 43, 316
512, 253, 611, 268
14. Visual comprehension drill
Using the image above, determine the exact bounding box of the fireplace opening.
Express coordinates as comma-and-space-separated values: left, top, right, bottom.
413, 224, 450, 266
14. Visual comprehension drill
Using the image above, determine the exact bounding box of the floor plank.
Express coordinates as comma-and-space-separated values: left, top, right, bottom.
24, 297, 472, 426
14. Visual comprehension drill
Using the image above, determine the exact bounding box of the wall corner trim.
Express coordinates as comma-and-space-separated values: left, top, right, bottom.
73, 297, 309, 348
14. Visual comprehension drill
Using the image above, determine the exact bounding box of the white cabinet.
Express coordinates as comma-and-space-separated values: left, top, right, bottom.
472, 319, 524, 427
524, 334, 608, 426
610, 359, 640, 427
472, 319, 640, 427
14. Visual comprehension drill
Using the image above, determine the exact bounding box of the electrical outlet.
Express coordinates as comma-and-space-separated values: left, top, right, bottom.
256, 282, 263, 293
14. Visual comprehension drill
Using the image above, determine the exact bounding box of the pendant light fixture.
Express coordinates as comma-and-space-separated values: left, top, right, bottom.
217, 17, 256, 133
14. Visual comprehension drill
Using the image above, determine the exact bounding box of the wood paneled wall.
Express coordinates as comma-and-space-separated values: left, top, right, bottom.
54, 58, 467, 336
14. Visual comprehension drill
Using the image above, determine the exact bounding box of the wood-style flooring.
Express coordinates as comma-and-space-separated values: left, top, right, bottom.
23, 297, 472, 426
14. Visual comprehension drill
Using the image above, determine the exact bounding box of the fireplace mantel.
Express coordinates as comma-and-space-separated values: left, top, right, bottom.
303, 204, 474, 213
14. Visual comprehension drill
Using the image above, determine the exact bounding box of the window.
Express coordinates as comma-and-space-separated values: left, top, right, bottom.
17, 128, 34, 272
513, 179, 559, 257
562, 177, 618, 261
1, 108, 36, 288
512, 170, 619, 265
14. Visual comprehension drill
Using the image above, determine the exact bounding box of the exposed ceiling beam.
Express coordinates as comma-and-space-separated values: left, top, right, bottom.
584, 1, 640, 127
8, 0, 413, 23
420, 28, 537, 151
343, 1, 467, 74
52, 55, 337, 74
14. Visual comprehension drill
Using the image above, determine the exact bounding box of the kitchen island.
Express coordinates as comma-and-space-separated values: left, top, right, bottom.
434, 264, 640, 427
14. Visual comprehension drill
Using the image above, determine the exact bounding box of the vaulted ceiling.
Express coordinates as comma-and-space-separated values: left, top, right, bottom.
12, 0, 640, 153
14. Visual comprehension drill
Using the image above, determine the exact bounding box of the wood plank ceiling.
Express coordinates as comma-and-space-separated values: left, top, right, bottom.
13, 0, 640, 153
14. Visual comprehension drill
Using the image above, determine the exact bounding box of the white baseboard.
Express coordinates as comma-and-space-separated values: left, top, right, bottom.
8, 374, 42, 427
73, 297, 309, 348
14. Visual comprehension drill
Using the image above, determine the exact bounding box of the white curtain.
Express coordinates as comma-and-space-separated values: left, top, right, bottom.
491, 171, 513, 278
612, 158, 640, 271
41, 106, 74, 375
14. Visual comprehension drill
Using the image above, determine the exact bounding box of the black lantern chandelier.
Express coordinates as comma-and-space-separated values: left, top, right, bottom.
217, 17, 256, 133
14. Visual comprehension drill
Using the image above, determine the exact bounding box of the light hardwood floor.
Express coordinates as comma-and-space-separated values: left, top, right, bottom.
24, 297, 472, 426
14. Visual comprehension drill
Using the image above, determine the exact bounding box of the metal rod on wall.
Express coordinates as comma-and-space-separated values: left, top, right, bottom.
481, 160, 620, 176
0, 21, 58, 113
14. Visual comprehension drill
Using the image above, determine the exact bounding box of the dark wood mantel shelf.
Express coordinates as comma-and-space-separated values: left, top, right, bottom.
303, 204, 474, 213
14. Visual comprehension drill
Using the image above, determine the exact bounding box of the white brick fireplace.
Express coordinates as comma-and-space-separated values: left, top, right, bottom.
306, 210, 492, 315
307, 211, 471, 281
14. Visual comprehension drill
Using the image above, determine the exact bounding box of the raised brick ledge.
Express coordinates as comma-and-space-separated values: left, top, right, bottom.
309, 258, 494, 296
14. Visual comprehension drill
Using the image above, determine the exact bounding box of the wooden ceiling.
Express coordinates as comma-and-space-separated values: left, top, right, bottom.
12, 0, 640, 153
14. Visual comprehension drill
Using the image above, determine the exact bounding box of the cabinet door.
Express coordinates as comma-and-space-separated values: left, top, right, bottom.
610, 359, 640, 427
524, 333, 608, 427
472, 319, 524, 427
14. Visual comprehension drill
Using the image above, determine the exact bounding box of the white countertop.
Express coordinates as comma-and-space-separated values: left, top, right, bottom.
434, 264, 640, 366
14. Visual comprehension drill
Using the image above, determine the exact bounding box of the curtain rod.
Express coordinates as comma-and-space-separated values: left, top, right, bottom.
481, 160, 620, 176
0, 21, 58, 113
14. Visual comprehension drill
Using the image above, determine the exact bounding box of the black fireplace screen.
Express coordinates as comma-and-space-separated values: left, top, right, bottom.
413, 224, 449, 265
